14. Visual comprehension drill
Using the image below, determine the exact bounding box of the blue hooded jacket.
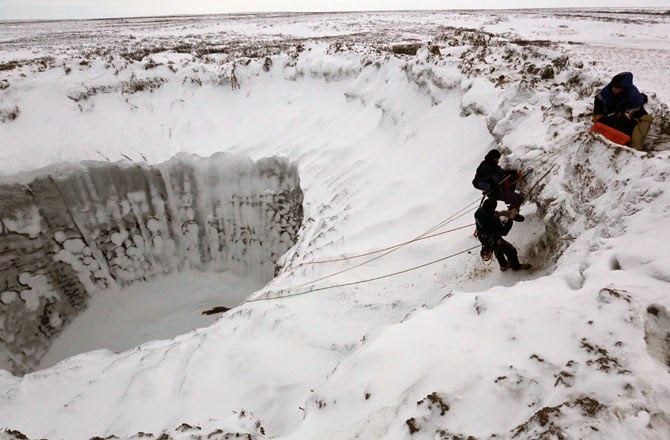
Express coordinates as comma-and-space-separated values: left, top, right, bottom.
594, 72, 645, 115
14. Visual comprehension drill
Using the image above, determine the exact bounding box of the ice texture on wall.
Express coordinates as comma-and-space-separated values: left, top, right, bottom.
0, 153, 303, 375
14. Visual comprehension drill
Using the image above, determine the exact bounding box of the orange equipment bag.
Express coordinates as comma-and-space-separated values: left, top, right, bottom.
588, 122, 631, 146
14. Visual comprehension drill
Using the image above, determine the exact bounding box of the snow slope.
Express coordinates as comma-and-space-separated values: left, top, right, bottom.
1, 8, 670, 440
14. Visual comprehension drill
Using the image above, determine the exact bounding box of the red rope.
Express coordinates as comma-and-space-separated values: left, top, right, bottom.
292, 223, 475, 267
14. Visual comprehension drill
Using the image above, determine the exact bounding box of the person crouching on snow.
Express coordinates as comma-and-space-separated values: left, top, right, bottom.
475, 199, 531, 272
472, 149, 525, 222
592, 71, 653, 150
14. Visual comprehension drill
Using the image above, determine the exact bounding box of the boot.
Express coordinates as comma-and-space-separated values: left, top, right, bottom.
512, 263, 532, 271
508, 208, 525, 222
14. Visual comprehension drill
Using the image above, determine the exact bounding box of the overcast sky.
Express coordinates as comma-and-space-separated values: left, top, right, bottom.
0, 0, 668, 20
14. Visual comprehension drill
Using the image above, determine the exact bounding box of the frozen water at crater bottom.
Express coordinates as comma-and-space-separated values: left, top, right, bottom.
38, 270, 264, 370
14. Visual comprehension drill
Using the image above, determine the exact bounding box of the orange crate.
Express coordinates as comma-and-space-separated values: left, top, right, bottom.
588, 122, 631, 145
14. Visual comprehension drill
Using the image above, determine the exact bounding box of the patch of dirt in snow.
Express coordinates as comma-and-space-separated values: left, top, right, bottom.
0, 414, 268, 440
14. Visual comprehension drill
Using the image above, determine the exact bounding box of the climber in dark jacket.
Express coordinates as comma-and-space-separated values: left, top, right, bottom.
472, 149, 525, 220
593, 71, 652, 150
475, 198, 530, 271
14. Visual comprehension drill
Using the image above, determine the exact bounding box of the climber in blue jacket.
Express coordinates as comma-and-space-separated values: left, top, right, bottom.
592, 71, 652, 150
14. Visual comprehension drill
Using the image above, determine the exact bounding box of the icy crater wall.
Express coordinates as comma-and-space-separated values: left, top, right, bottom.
0, 154, 303, 375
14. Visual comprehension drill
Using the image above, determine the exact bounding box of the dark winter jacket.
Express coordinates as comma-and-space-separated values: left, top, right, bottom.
594, 72, 645, 116
474, 207, 513, 238
472, 159, 515, 193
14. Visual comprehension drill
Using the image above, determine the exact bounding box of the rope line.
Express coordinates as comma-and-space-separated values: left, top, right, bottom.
646, 133, 670, 140
422, 199, 481, 234
290, 223, 475, 268
247, 137, 579, 305
525, 164, 556, 198
276, 209, 476, 292
272, 137, 575, 292
244, 245, 480, 303
525, 138, 576, 169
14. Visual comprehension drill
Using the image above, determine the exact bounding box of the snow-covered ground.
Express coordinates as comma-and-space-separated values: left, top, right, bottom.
1, 8, 670, 440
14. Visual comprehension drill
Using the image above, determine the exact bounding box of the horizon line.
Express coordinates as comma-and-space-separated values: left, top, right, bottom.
1, 6, 668, 24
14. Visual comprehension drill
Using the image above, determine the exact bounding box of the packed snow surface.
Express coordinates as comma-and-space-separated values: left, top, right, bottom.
1, 8, 670, 440
37, 271, 265, 370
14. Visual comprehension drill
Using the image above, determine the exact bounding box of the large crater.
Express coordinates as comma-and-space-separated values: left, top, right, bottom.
0, 153, 304, 375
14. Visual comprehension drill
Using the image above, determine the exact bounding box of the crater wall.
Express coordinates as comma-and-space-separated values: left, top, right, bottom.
0, 153, 303, 375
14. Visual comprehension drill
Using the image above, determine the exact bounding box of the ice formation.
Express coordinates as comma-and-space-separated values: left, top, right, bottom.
0, 154, 303, 374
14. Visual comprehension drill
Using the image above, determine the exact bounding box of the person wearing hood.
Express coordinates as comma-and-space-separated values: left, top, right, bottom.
472, 149, 525, 221
474, 198, 531, 271
592, 71, 653, 150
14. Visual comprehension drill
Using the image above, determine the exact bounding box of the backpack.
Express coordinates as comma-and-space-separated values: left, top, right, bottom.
472, 176, 482, 190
